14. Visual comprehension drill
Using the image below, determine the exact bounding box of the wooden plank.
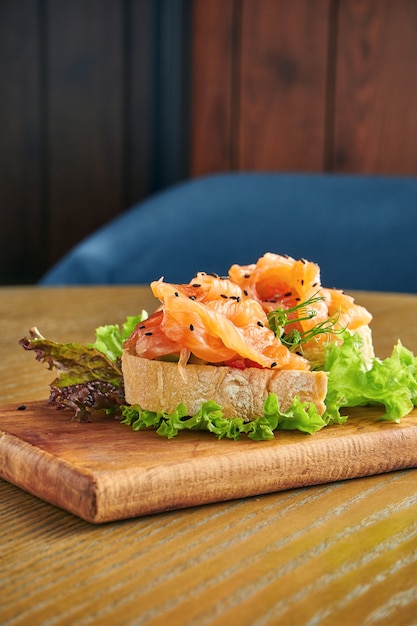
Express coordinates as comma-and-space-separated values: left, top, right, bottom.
0, 1, 44, 284
333, 0, 417, 174
1, 400, 417, 523
190, 0, 236, 175
125, 0, 154, 205
150, 0, 192, 189
238, 0, 331, 171
46, 0, 125, 266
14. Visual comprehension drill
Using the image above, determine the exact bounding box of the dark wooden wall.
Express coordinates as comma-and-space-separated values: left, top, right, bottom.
0, 0, 190, 285
191, 0, 417, 176
2, 0, 417, 285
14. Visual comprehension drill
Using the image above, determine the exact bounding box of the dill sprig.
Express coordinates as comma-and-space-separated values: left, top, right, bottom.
267, 293, 343, 352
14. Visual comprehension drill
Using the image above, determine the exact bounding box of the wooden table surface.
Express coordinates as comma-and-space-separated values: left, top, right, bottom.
1, 286, 417, 626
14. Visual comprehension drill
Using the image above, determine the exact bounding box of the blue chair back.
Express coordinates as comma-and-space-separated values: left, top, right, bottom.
39, 172, 417, 292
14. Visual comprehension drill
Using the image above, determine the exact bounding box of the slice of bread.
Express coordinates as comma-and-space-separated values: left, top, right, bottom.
122, 352, 328, 421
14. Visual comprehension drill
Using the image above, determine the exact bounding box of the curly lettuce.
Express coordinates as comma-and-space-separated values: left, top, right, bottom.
120, 393, 327, 441
323, 331, 417, 424
19, 312, 146, 419
19, 318, 417, 438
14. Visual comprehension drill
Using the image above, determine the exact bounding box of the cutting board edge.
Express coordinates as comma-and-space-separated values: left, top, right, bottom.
2, 402, 417, 523
0, 430, 100, 522
91, 468, 417, 523
88, 424, 417, 522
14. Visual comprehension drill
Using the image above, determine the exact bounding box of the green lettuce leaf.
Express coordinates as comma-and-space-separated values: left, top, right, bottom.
323, 332, 417, 424
19, 312, 146, 417
88, 312, 148, 361
120, 393, 326, 441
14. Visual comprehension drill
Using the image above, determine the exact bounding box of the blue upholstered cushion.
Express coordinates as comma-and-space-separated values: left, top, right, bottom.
39, 172, 417, 292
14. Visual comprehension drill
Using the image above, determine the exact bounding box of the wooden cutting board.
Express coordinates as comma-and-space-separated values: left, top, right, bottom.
1, 400, 417, 524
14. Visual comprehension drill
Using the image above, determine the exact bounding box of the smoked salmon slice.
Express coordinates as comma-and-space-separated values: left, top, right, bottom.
124, 254, 373, 373
229, 252, 372, 336
124, 272, 310, 372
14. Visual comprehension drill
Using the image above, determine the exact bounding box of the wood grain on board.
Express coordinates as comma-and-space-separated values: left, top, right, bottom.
1, 400, 416, 523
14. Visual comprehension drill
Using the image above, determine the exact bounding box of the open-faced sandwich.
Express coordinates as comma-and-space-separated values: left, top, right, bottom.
122, 253, 372, 419
20, 253, 417, 440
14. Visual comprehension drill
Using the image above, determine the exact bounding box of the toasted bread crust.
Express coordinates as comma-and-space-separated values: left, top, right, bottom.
122, 352, 328, 421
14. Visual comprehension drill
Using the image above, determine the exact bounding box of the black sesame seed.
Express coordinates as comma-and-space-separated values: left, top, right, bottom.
144, 331, 153, 336
284, 292, 292, 297
312, 282, 318, 287
192, 283, 201, 288
139, 325, 146, 329
301, 279, 304, 285
174, 291, 179, 297
244, 273, 251, 278
243, 290, 248, 296
220, 294, 228, 299
271, 362, 277, 368
189, 295, 196, 300
189, 324, 194, 331
17, 405, 27, 411
257, 321, 264, 327
295, 297, 301, 301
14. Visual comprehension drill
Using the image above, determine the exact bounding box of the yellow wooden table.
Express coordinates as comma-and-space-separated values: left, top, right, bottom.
1, 286, 417, 625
